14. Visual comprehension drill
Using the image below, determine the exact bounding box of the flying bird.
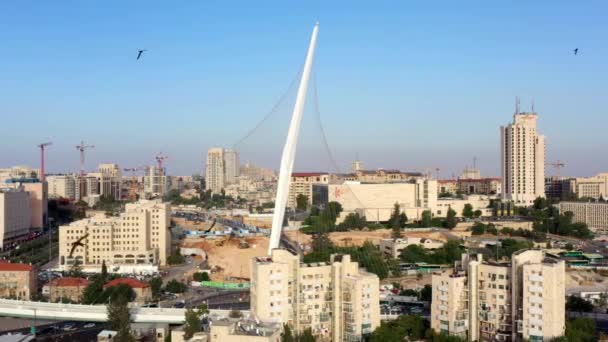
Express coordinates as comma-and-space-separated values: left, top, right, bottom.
573, 48, 579, 55
137, 49, 147, 60
69, 234, 89, 258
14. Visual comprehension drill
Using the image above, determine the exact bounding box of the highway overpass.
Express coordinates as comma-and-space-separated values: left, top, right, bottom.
0, 299, 249, 324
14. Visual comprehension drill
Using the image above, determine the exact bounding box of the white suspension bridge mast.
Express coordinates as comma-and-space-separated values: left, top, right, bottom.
268, 23, 319, 254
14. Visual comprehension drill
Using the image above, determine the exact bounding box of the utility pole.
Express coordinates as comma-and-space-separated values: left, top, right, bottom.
37, 142, 52, 182
75, 141, 94, 176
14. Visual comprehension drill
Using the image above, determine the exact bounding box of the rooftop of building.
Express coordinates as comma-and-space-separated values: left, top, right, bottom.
0, 260, 33, 271
49, 277, 89, 287
212, 318, 281, 336
291, 172, 328, 177
103, 278, 149, 289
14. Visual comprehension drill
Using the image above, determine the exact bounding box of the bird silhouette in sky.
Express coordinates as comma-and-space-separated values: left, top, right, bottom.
137, 49, 147, 60
69, 234, 89, 258
573, 48, 579, 55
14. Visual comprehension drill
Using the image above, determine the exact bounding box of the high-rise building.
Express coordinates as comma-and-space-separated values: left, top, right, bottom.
223, 149, 240, 185
500, 110, 545, 205
58, 199, 171, 272
251, 249, 380, 342
205, 147, 240, 194
289, 172, 329, 208
352, 160, 364, 173
431, 250, 565, 341
144, 166, 167, 197
206, 148, 225, 194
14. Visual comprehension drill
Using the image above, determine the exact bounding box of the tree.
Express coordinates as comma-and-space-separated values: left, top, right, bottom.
419, 284, 432, 302
337, 213, 366, 231
297, 328, 316, 342
445, 208, 457, 229
566, 296, 594, 312
193, 272, 211, 282
101, 260, 108, 281
419, 210, 432, 227
165, 279, 187, 293
183, 308, 202, 339
149, 277, 163, 300
565, 243, 574, 251
281, 324, 295, 342
471, 222, 486, 235
565, 317, 597, 342
473, 209, 482, 218
370, 315, 426, 342
167, 248, 185, 265
67, 260, 85, 278
462, 204, 474, 218
296, 194, 308, 211
107, 284, 134, 342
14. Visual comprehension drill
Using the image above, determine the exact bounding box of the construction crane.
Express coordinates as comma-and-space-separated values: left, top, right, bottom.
75, 141, 94, 176
549, 160, 566, 178
155, 153, 169, 170
37, 142, 52, 182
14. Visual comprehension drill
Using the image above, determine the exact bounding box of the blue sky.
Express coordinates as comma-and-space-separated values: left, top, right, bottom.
1, 1, 606, 177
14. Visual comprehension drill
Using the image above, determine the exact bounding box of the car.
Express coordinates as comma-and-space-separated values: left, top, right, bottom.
173, 302, 186, 308
83, 323, 96, 329
62, 323, 76, 331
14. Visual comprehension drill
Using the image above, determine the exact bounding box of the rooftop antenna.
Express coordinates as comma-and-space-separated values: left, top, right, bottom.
531, 98, 535, 113
473, 156, 477, 169
515, 96, 520, 115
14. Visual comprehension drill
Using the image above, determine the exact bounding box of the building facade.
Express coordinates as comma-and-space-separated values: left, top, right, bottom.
431, 250, 565, 342
0, 188, 31, 250
46, 277, 89, 303
47, 175, 77, 200
289, 173, 330, 209
58, 199, 171, 272
0, 261, 36, 300
558, 201, 608, 234
144, 166, 167, 198
327, 179, 437, 222
501, 112, 546, 205
251, 249, 380, 342
103, 278, 152, 303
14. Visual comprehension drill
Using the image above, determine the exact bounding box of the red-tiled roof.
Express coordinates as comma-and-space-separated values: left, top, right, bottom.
291, 172, 327, 177
103, 278, 149, 289
50, 277, 89, 287
438, 179, 458, 184
0, 260, 33, 271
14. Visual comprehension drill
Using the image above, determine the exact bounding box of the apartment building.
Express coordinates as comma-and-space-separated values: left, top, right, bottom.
327, 179, 437, 222
0, 166, 40, 183
380, 237, 444, 258
501, 111, 546, 205
289, 173, 330, 209
144, 166, 167, 198
205, 147, 240, 194
434, 195, 494, 218
0, 260, 36, 300
0, 188, 31, 249
47, 175, 77, 200
558, 201, 608, 234
438, 180, 459, 195
58, 199, 171, 272
431, 250, 565, 342
251, 249, 380, 342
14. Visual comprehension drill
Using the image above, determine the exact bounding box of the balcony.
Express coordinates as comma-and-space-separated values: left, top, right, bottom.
438, 304, 448, 311
438, 294, 448, 301
528, 307, 543, 315
438, 314, 448, 321
528, 286, 543, 293
529, 274, 543, 282
529, 328, 543, 337
529, 318, 543, 326
438, 285, 448, 292
529, 296, 543, 304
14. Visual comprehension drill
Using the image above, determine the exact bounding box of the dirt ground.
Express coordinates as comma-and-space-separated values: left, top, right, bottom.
567, 269, 608, 289
173, 217, 224, 231
181, 236, 268, 282
285, 229, 455, 249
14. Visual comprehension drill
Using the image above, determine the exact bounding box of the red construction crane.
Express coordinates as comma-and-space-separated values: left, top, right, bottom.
549, 160, 566, 178
75, 141, 94, 176
155, 153, 168, 170
37, 142, 52, 182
